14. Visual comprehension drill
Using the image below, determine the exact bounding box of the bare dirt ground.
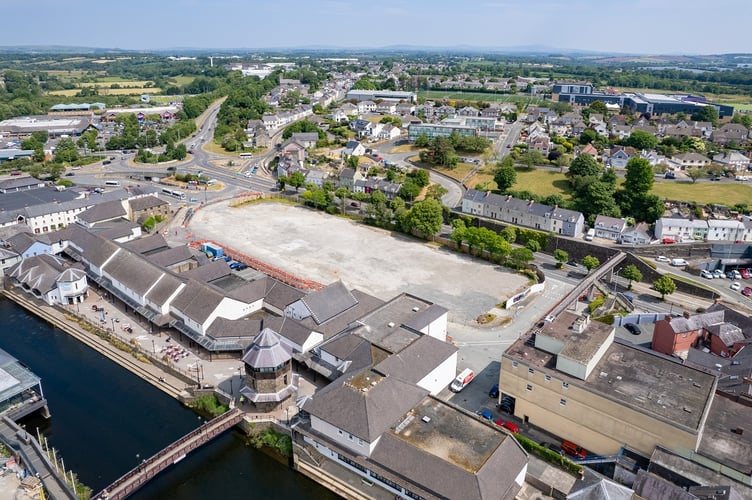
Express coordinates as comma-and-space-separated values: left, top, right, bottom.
188, 202, 528, 325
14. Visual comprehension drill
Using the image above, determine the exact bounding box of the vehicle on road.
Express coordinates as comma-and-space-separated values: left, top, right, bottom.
494, 419, 519, 433
731, 281, 742, 291
65, 172, 74, 176
743, 287, 752, 297
567, 260, 579, 267
71, 166, 81, 170
670, 258, 688, 267
585, 229, 595, 241
450, 368, 475, 392
713, 269, 725, 279
489, 384, 499, 399
624, 323, 642, 335
544, 314, 556, 323
741, 269, 751, 279
656, 256, 670, 262
700, 270, 714, 279
476, 409, 493, 421
561, 440, 588, 458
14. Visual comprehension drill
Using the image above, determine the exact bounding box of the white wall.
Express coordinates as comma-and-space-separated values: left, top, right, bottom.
285, 300, 311, 321
57, 276, 88, 300
417, 351, 457, 395
310, 415, 378, 457
421, 313, 448, 341
534, 334, 564, 356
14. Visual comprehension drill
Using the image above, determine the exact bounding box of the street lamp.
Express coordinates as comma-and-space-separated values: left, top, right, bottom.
111, 318, 115, 332
152, 340, 156, 355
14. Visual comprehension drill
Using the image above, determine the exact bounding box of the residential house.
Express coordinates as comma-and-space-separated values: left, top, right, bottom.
652, 310, 727, 360
353, 179, 402, 200
342, 140, 366, 157
611, 124, 632, 140
357, 100, 377, 114
654, 217, 709, 242
277, 154, 304, 178
713, 151, 750, 172
526, 135, 550, 155
338, 168, 363, 191
305, 169, 329, 189
618, 223, 651, 245
670, 152, 710, 170
0, 177, 46, 194
462, 190, 585, 237
0, 247, 21, 276
711, 123, 748, 145
592, 215, 627, 241
571, 121, 587, 136
340, 102, 359, 117
457, 106, 480, 117
349, 119, 372, 139
378, 123, 401, 141
603, 148, 634, 169
330, 109, 348, 123
290, 132, 320, 149
706, 219, 746, 242
375, 102, 396, 114
580, 143, 598, 158
281, 141, 307, 162
395, 103, 415, 115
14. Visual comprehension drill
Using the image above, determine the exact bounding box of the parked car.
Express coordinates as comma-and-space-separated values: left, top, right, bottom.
567, 260, 579, 267
477, 409, 493, 421
561, 440, 588, 458
656, 256, 670, 262
670, 258, 688, 267
624, 323, 642, 335
489, 384, 499, 399
741, 269, 751, 279
713, 269, 725, 279
742, 287, 752, 297
700, 270, 714, 279
494, 419, 519, 433
731, 281, 742, 291
727, 271, 737, 279
541, 442, 563, 455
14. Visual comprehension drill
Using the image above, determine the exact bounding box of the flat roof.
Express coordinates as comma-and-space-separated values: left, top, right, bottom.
0, 348, 41, 408
389, 397, 508, 473
697, 395, 752, 474
505, 334, 717, 431
537, 311, 614, 364
0, 187, 81, 212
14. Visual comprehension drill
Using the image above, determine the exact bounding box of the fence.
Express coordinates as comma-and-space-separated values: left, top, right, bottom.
612, 313, 669, 327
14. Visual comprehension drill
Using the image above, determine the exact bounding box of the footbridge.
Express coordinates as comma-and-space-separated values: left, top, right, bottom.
94, 408, 245, 500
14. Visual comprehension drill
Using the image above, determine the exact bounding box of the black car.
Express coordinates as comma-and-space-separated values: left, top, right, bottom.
65, 172, 74, 176
624, 323, 642, 335
567, 260, 578, 267
489, 384, 499, 398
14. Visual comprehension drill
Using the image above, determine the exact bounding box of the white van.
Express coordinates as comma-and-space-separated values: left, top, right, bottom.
670, 258, 688, 267
450, 368, 475, 392
585, 229, 595, 241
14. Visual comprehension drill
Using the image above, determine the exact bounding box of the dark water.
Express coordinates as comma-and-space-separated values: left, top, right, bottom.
0, 299, 336, 499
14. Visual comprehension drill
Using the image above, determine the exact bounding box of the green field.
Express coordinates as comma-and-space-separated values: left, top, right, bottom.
418, 90, 543, 105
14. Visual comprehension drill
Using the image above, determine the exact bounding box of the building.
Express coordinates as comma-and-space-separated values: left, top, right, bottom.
6, 253, 88, 306
0, 115, 93, 137
345, 90, 416, 103
592, 215, 627, 241
654, 217, 710, 243
0, 149, 34, 163
408, 122, 478, 142
239, 328, 298, 412
619, 223, 652, 245
462, 190, 585, 237
500, 311, 718, 457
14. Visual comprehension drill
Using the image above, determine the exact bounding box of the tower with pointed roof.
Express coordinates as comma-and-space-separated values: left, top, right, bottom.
239, 327, 297, 412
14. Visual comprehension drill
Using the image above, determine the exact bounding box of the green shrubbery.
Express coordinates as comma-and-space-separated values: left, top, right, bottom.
515, 434, 583, 476
190, 394, 229, 417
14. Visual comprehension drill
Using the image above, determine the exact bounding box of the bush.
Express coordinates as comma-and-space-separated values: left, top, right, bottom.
593, 314, 615, 325
588, 296, 606, 314
189, 394, 229, 417
515, 434, 583, 476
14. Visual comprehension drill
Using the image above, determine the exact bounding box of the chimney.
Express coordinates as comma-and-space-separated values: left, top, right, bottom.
683, 310, 691, 319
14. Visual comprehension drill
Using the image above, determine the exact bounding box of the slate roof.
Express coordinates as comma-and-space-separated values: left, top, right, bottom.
303, 368, 428, 442
567, 479, 633, 500
705, 323, 745, 346
124, 234, 169, 255
264, 316, 316, 348
300, 288, 385, 339
7, 253, 67, 295
178, 259, 232, 283
373, 335, 457, 385
143, 273, 184, 308
665, 311, 725, 334
104, 250, 162, 297
145, 246, 194, 268
170, 279, 225, 325
6, 232, 38, 255
64, 224, 120, 268
206, 317, 260, 340
225, 278, 268, 303
403, 304, 447, 332
300, 280, 358, 325
77, 200, 127, 224
129, 195, 168, 212
242, 328, 291, 368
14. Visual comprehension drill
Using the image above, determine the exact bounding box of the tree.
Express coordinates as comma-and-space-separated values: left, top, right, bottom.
579, 128, 598, 145
623, 157, 654, 196
519, 150, 547, 169
510, 247, 534, 266
582, 255, 600, 274
653, 275, 676, 300
52, 138, 79, 164
334, 187, 350, 213
526, 240, 541, 252
402, 198, 443, 240
554, 249, 569, 268
501, 225, 517, 243
588, 101, 608, 116
425, 184, 448, 200
288, 171, 306, 192
277, 175, 288, 191
686, 167, 706, 183
568, 154, 601, 179
624, 130, 658, 151
691, 106, 719, 126
622, 265, 643, 290
494, 162, 517, 192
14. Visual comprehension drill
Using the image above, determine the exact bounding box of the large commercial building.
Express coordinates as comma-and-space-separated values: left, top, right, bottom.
500, 312, 717, 457
0, 115, 93, 137
346, 89, 416, 103
408, 122, 479, 142
553, 82, 734, 118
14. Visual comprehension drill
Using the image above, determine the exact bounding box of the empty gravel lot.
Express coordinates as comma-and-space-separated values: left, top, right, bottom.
190, 202, 528, 325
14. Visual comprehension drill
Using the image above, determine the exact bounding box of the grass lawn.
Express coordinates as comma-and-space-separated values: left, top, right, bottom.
170, 75, 195, 86
49, 87, 162, 97
513, 168, 573, 198
202, 141, 236, 156
652, 180, 752, 206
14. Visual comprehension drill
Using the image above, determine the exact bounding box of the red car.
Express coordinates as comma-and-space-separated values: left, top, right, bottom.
494, 419, 519, 433
561, 440, 588, 458
740, 269, 750, 279
742, 287, 752, 297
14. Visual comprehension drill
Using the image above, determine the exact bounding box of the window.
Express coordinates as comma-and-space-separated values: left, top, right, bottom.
338, 429, 343, 436
562, 382, 569, 389
512, 361, 518, 368
544, 375, 551, 382
528, 367, 535, 375
526, 384, 533, 392
560, 399, 567, 407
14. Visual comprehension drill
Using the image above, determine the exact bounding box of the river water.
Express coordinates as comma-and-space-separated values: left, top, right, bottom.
0, 299, 336, 499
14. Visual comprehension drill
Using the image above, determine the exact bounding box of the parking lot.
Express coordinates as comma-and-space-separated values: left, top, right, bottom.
189, 201, 528, 325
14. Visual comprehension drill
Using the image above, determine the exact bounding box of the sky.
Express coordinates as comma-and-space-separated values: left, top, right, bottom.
1, 0, 750, 55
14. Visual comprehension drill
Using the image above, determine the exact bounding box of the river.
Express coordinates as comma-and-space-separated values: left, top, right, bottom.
0, 299, 337, 499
